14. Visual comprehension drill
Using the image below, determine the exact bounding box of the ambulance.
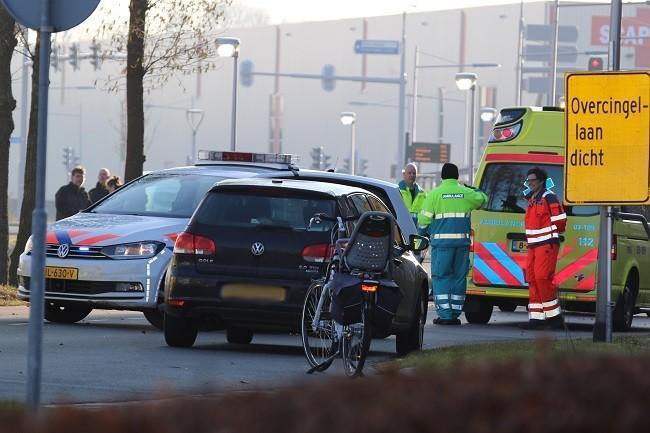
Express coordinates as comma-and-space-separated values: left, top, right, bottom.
464, 106, 650, 331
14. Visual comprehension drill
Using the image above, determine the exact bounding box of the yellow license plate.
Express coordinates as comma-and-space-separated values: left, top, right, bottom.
45, 266, 78, 280
511, 240, 527, 253
221, 284, 286, 301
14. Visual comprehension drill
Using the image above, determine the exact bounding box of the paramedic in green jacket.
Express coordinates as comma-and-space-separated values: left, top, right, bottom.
398, 162, 427, 226
417, 163, 488, 325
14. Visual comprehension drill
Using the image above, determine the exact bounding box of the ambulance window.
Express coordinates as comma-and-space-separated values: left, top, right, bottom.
478, 163, 597, 216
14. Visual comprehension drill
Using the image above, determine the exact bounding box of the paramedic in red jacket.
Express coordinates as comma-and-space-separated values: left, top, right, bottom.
523, 167, 567, 330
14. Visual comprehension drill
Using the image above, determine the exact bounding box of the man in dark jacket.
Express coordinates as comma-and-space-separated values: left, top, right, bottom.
55, 166, 92, 220
88, 167, 111, 203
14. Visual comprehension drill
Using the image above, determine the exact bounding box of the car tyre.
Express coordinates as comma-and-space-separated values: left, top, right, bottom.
44, 303, 92, 324
613, 279, 637, 332
465, 300, 493, 324
396, 290, 427, 356
164, 313, 198, 347
226, 328, 253, 344
143, 310, 164, 330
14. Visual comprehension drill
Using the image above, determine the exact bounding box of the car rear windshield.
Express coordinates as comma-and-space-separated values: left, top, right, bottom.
90, 173, 224, 218
194, 190, 337, 231
479, 163, 598, 216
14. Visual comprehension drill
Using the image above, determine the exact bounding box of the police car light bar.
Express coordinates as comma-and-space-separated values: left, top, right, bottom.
197, 150, 299, 165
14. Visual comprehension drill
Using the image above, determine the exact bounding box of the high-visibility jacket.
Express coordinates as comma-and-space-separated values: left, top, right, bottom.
398, 180, 427, 221
417, 179, 488, 247
524, 190, 567, 248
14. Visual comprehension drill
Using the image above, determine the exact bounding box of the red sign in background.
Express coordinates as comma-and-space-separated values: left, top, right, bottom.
591, 8, 650, 68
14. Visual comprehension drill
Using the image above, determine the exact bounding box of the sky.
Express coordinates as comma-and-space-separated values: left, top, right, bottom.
240, 0, 612, 24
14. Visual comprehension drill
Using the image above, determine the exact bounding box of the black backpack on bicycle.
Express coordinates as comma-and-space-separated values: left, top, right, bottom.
330, 211, 402, 330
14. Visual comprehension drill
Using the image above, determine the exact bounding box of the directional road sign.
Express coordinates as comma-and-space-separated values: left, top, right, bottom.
354, 40, 400, 55
564, 71, 650, 204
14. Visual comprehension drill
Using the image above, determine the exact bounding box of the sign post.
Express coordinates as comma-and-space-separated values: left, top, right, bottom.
564, 69, 650, 343
0, 0, 101, 410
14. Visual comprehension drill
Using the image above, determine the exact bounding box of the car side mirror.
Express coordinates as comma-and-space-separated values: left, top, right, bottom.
408, 234, 429, 252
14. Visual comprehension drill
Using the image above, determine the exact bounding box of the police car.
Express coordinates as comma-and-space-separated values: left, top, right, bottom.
18, 152, 304, 328
18, 151, 419, 329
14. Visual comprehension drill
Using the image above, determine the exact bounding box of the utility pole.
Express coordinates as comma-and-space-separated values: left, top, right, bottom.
397, 12, 407, 170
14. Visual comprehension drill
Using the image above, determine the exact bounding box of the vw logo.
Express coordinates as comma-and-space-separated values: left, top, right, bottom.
251, 242, 265, 256
57, 244, 70, 258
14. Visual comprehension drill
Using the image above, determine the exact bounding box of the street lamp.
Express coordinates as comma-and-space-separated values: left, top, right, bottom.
186, 108, 205, 164
215, 37, 241, 151
340, 111, 357, 175
455, 72, 477, 185
480, 107, 498, 123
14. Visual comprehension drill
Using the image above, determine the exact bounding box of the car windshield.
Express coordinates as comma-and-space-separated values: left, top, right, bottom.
195, 190, 337, 231
90, 173, 225, 218
479, 163, 599, 217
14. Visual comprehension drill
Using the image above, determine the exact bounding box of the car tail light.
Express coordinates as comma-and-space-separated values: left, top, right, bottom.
302, 244, 333, 263
174, 232, 216, 255
469, 229, 475, 253
611, 235, 617, 260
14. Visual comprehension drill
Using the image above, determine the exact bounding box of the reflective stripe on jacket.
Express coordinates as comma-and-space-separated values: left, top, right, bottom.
524, 190, 567, 248
417, 179, 488, 247
398, 181, 427, 220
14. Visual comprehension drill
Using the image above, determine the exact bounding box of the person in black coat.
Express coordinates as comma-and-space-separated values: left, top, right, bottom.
88, 167, 111, 203
55, 166, 92, 220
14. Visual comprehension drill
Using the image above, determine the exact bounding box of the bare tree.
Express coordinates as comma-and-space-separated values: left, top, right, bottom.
0, 8, 17, 284
96, 0, 231, 182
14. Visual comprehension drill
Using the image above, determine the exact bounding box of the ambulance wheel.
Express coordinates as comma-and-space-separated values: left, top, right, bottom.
613, 277, 638, 332
465, 301, 493, 324
226, 328, 253, 344
44, 302, 92, 324
498, 302, 517, 312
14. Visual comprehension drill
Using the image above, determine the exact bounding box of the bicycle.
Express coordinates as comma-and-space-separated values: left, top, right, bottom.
301, 211, 397, 377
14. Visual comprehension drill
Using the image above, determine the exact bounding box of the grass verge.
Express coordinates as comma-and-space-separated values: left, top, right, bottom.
0, 284, 24, 306
396, 335, 650, 370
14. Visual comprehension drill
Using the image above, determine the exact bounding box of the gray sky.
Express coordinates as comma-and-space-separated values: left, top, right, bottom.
240, 0, 611, 23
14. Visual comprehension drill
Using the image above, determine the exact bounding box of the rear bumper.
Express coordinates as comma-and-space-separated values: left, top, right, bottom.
164, 271, 313, 332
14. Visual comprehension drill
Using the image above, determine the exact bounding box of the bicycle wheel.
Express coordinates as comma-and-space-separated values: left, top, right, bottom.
301, 280, 336, 370
342, 303, 372, 377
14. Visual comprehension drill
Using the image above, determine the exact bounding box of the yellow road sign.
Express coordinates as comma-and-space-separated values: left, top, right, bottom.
564, 71, 650, 204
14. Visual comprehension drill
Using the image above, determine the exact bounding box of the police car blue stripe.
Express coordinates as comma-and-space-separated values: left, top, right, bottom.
54, 230, 72, 245
483, 242, 525, 285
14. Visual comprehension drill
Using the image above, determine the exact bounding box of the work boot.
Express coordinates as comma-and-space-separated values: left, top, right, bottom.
433, 317, 461, 326
543, 316, 564, 330
519, 319, 545, 330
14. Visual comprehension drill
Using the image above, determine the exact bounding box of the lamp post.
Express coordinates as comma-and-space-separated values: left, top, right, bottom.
186, 108, 204, 164
455, 72, 477, 185
215, 37, 240, 151
480, 107, 498, 123
340, 112, 357, 175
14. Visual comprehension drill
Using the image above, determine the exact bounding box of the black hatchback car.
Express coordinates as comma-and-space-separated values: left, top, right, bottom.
164, 178, 430, 352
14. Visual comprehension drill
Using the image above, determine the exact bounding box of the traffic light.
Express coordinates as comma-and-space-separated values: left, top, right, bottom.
322, 153, 331, 170
321, 64, 335, 92
240, 60, 254, 87
89, 40, 101, 70
310, 146, 323, 169
588, 56, 604, 71
342, 158, 350, 173
358, 158, 368, 177
68, 43, 79, 70
62, 147, 73, 170
50, 45, 59, 71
